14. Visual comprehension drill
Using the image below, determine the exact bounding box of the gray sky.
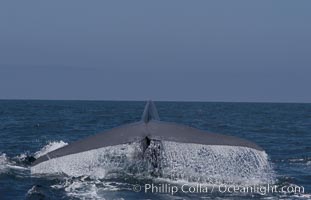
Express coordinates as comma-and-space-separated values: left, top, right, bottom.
0, 1, 310, 102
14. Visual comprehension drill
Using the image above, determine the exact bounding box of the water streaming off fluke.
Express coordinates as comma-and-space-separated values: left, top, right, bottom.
31, 140, 274, 185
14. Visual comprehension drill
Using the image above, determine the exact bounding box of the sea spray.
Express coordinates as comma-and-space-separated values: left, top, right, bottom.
0, 153, 8, 173
34, 141, 68, 159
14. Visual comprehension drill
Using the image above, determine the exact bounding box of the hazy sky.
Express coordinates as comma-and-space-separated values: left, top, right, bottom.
0, 1, 310, 102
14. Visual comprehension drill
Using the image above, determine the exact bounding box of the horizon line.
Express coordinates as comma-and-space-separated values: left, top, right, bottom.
0, 98, 310, 104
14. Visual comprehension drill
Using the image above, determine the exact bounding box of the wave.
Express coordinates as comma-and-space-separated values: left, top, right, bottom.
279, 157, 311, 166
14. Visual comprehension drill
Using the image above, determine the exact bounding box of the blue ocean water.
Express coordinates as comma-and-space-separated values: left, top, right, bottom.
0, 100, 310, 199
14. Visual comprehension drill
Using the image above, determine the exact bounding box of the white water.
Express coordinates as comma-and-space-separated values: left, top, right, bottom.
50, 177, 126, 199
34, 140, 68, 159
161, 141, 274, 185
0, 141, 68, 175
0, 153, 9, 173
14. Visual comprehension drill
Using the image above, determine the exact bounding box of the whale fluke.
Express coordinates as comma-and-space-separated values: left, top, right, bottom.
32, 101, 263, 167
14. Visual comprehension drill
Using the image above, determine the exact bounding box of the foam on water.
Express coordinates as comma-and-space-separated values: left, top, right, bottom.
0, 153, 9, 173
50, 177, 127, 199
31, 140, 274, 185
0, 141, 69, 175
0, 153, 27, 173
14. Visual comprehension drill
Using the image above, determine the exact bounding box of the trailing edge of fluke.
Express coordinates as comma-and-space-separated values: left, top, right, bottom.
32, 100, 263, 166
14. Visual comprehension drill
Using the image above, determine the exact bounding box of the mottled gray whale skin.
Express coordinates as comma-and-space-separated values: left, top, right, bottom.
32, 101, 263, 166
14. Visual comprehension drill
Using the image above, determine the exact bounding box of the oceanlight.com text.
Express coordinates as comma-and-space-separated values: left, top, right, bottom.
132, 183, 305, 196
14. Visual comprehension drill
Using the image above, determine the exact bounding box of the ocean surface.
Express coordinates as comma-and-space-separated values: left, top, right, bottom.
0, 100, 310, 200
